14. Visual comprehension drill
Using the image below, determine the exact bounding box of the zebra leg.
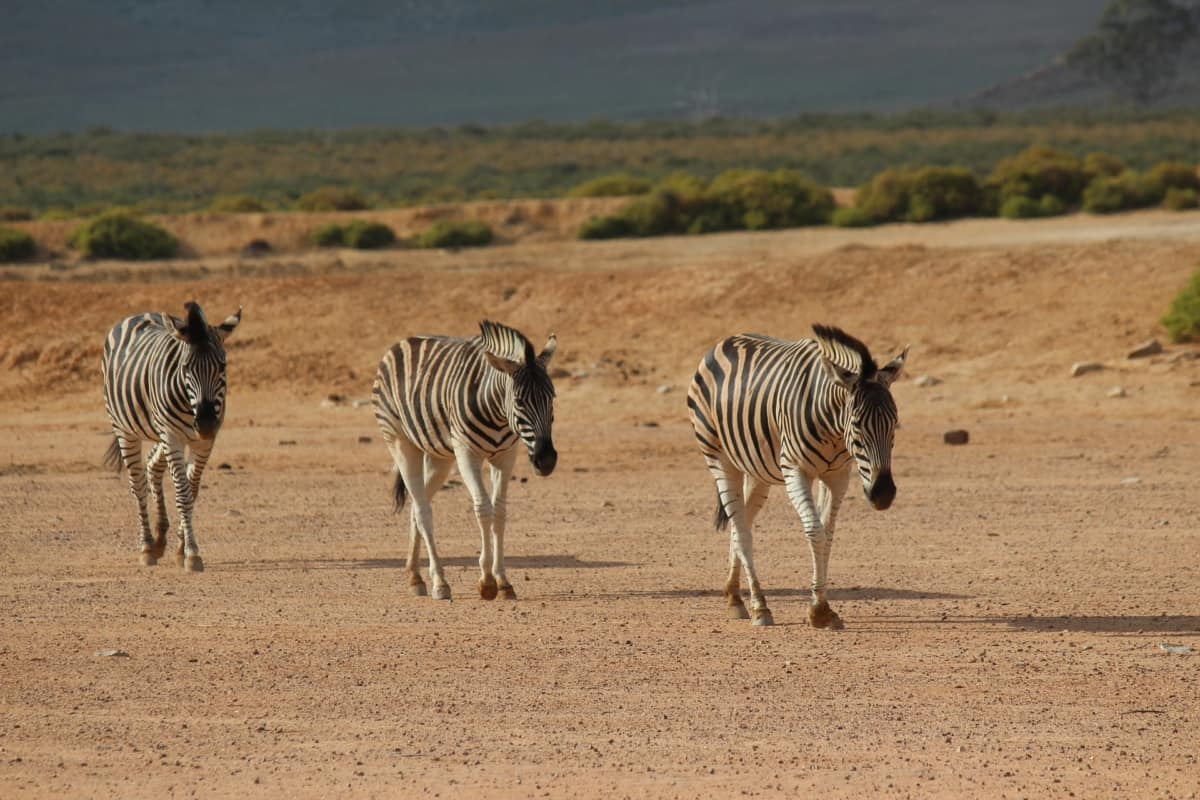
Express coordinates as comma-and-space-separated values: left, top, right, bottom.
488, 448, 518, 600
454, 443, 499, 600
725, 476, 771, 619
811, 469, 850, 630
390, 440, 450, 600
145, 442, 170, 560
115, 434, 158, 566
406, 454, 453, 596
186, 439, 214, 504
785, 468, 840, 630
165, 439, 204, 572
710, 460, 772, 625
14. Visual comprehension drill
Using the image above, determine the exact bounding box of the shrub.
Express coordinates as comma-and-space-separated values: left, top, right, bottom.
312, 223, 345, 247
854, 166, 981, 223
0, 207, 33, 222
1083, 152, 1127, 180
210, 195, 267, 213
1162, 268, 1200, 342
706, 169, 834, 230
68, 212, 177, 259
617, 190, 688, 236
568, 173, 652, 198
1082, 173, 1151, 214
295, 186, 370, 212
999, 195, 1042, 219
578, 215, 636, 239
1163, 187, 1199, 210
831, 206, 875, 228
1038, 194, 1066, 217
416, 219, 494, 249
343, 220, 395, 249
0, 225, 36, 262
40, 208, 76, 221
987, 145, 1088, 208
1146, 161, 1200, 192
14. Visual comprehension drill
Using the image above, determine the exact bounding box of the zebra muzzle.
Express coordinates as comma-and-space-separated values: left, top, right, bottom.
867, 470, 896, 510
531, 440, 557, 476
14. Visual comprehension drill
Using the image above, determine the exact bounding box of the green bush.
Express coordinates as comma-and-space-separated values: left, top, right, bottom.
706, 169, 834, 230
1163, 187, 1199, 210
343, 220, 396, 249
1162, 268, 1200, 342
617, 190, 689, 236
1038, 194, 1066, 217
0, 225, 36, 262
1146, 161, 1199, 192
578, 215, 636, 239
0, 207, 33, 222
68, 212, 177, 259
209, 195, 268, 213
987, 145, 1088, 208
853, 166, 981, 223
568, 173, 653, 198
1083, 152, 1127, 180
831, 206, 875, 228
1082, 173, 1151, 214
416, 219, 494, 249
295, 186, 370, 212
40, 208, 76, 221
312, 223, 345, 247
999, 195, 1042, 219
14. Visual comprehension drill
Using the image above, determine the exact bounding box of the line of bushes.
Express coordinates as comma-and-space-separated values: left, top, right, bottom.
312, 220, 397, 249
310, 219, 495, 250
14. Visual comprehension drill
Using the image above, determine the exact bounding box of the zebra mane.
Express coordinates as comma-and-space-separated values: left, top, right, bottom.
812, 323, 877, 382
479, 320, 535, 364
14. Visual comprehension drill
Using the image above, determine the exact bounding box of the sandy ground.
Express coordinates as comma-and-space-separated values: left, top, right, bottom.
2, 206, 1200, 798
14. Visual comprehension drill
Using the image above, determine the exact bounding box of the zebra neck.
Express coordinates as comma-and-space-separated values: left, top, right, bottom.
473, 365, 511, 428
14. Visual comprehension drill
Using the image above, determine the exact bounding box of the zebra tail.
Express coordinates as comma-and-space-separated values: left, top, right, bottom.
392, 470, 407, 514
714, 498, 731, 532
102, 436, 123, 473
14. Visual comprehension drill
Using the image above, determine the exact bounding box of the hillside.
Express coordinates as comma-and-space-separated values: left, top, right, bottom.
2, 1, 1107, 133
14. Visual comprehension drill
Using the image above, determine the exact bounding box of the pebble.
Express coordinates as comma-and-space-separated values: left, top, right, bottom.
1070, 361, 1103, 377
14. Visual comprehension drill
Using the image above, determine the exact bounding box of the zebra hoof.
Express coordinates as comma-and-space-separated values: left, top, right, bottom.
479, 576, 498, 601
140, 551, 158, 567
752, 608, 774, 627
727, 600, 750, 620
498, 584, 517, 601
409, 580, 428, 597
432, 584, 452, 601
808, 600, 841, 629
184, 555, 204, 573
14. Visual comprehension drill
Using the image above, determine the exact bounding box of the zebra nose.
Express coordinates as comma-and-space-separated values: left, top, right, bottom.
194, 402, 220, 440
531, 440, 557, 477
868, 470, 896, 510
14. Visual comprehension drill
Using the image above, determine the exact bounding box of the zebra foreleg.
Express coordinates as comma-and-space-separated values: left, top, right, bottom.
114, 434, 158, 566
145, 442, 170, 560
488, 448, 519, 600
454, 443, 501, 601
165, 440, 203, 572
786, 469, 844, 630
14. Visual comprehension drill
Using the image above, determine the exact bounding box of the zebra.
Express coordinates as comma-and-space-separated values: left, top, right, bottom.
686, 324, 907, 628
372, 320, 558, 601
102, 302, 242, 572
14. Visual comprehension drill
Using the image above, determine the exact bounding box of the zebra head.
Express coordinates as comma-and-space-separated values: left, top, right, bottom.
168, 302, 242, 440
481, 321, 558, 477
813, 324, 907, 511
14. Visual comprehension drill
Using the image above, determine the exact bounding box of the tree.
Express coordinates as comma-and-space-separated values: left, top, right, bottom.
1068, 0, 1198, 105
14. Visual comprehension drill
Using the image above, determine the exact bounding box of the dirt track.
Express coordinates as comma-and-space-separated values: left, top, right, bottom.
2, 208, 1200, 798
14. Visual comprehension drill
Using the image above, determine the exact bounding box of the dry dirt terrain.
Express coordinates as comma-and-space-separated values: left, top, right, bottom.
2, 206, 1199, 798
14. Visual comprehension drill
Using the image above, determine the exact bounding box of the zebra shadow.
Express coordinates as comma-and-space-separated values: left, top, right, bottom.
997, 614, 1200, 635
218, 555, 631, 572
542, 586, 969, 602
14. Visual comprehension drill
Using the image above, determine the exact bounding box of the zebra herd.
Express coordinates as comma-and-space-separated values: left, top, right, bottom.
101, 302, 906, 627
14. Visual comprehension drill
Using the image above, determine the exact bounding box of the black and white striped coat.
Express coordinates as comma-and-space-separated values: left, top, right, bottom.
373, 320, 557, 601
687, 324, 906, 628
102, 302, 241, 571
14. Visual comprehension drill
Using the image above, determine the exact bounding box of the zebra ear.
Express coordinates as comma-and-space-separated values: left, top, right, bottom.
484, 351, 521, 376
820, 353, 860, 389
876, 346, 908, 388
537, 333, 557, 368
216, 306, 242, 341
168, 303, 208, 344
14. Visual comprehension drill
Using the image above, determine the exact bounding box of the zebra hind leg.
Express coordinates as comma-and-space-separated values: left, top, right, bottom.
709, 460, 772, 625
111, 434, 158, 566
